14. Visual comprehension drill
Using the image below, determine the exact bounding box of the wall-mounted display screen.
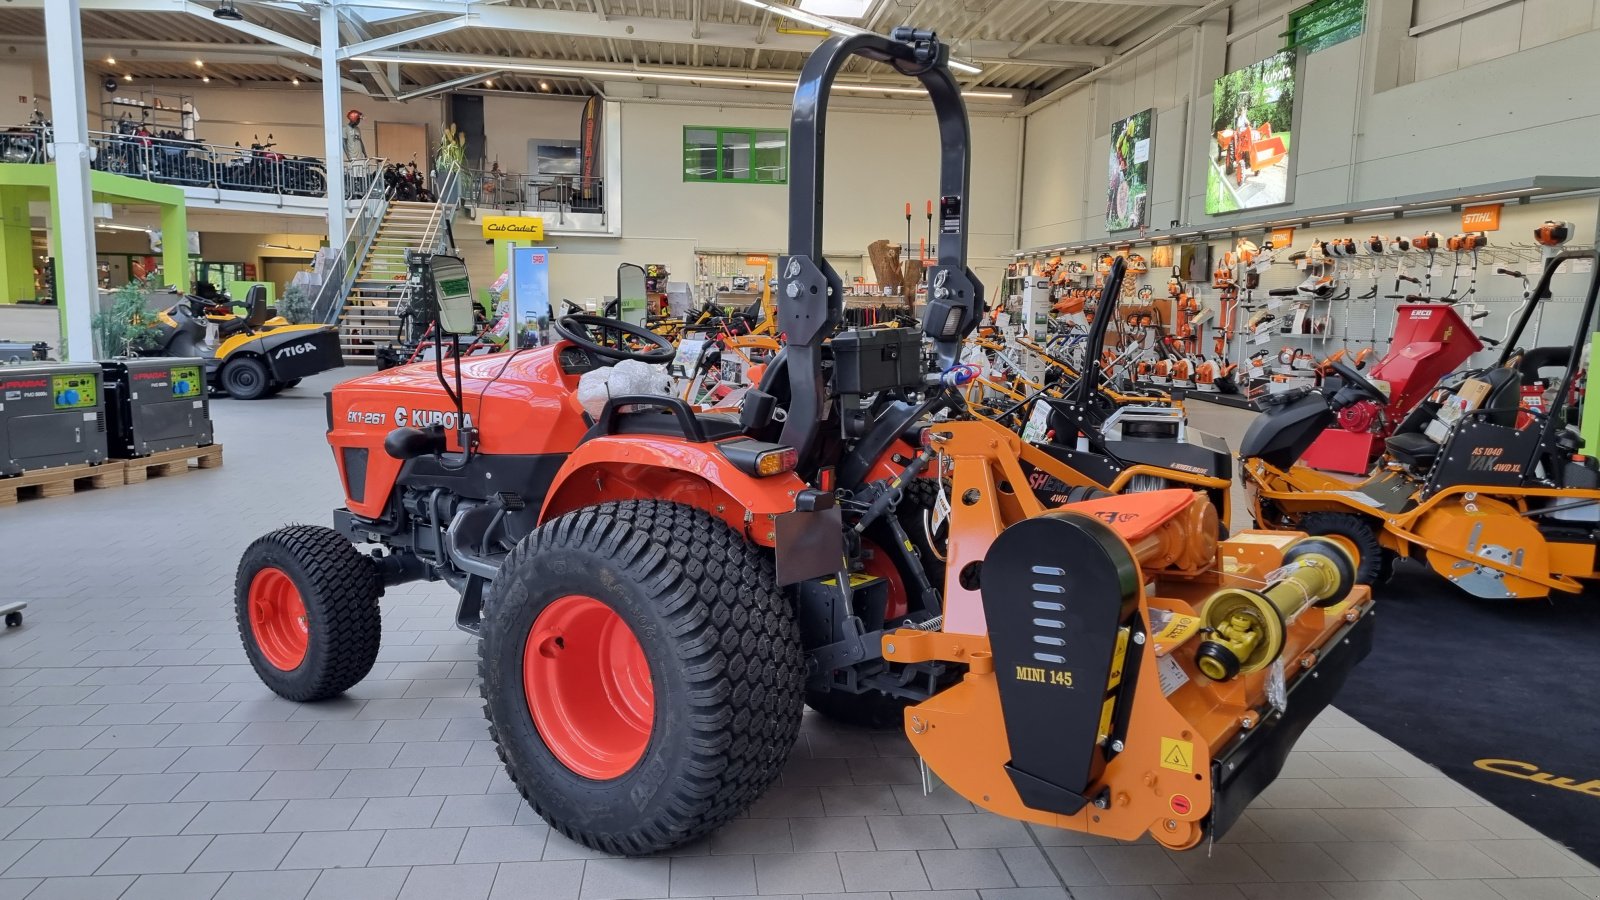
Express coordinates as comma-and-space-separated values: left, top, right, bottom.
1105, 108, 1153, 232
1206, 51, 1297, 215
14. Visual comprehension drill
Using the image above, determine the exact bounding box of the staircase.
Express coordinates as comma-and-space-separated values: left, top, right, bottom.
338, 200, 447, 362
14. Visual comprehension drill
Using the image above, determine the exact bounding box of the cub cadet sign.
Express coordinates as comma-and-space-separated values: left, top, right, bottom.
481, 216, 545, 241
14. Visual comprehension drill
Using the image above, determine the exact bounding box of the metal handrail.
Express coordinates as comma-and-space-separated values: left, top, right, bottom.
462, 166, 605, 222
310, 157, 389, 325
2, 123, 381, 202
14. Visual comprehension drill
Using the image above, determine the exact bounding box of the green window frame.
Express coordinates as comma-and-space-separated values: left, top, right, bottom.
1283, 0, 1365, 53
683, 126, 788, 184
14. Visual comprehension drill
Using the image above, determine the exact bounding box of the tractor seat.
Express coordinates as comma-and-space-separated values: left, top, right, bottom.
214, 315, 254, 339
1385, 432, 1440, 468
244, 286, 270, 328
1474, 366, 1524, 427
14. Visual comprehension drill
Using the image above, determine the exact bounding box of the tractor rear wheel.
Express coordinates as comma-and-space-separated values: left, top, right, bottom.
235, 525, 383, 701
480, 500, 804, 855
1299, 512, 1387, 584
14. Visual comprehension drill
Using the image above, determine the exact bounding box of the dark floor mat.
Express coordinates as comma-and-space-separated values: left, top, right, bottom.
1337, 562, 1600, 863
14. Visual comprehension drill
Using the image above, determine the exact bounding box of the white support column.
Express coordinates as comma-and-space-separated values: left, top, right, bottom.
44, 0, 97, 362
321, 6, 348, 247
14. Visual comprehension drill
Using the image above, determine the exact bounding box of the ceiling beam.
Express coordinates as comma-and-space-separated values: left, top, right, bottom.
8, 0, 318, 55
1049, 0, 1208, 7
274, 56, 371, 94
337, 14, 474, 58
396, 68, 502, 101
337, 7, 398, 96
9, 0, 1109, 77
962, 40, 1112, 67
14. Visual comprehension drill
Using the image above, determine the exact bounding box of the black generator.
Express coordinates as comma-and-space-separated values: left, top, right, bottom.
0, 341, 49, 363
0, 362, 108, 476
101, 358, 214, 458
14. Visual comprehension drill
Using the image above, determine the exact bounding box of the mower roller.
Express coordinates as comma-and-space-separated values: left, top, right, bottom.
236, 28, 1373, 855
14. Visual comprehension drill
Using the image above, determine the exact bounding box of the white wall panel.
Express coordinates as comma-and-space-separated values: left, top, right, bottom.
1017, 0, 1600, 253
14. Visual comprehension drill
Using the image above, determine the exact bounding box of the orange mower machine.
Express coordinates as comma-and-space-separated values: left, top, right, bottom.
1240, 238, 1600, 599
234, 30, 1373, 856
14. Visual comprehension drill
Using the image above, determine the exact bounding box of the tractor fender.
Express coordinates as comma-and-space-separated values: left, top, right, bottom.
539, 435, 805, 547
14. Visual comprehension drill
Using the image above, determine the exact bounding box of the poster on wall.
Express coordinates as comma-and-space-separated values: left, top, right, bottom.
509, 246, 551, 347
1105, 108, 1153, 232
1206, 51, 1296, 215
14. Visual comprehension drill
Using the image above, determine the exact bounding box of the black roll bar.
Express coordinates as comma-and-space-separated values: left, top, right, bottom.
1495, 248, 1589, 368
777, 27, 984, 467
1069, 257, 1128, 406
1535, 247, 1600, 452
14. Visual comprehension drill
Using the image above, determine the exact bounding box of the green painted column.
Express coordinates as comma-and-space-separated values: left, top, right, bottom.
0, 186, 32, 303
490, 239, 516, 315
1584, 333, 1600, 455
160, 202, 189, 292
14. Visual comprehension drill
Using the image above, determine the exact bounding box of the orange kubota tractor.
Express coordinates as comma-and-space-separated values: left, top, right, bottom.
234, 29, 1373, 856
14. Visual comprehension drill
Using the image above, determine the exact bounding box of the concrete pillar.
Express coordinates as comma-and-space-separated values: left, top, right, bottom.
320, 7, 348, 250
0, 186, 33, 303
44, 0, 97, 361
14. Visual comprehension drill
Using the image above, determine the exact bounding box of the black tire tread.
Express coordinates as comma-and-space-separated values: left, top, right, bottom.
222, 356, 271, 400
235, 524, 383, 701
480, 499, 803, 856
1299, 511, 1385, 585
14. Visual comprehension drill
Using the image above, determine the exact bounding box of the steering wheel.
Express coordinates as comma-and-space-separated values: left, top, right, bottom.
1329, 358, 1387, 404
556, 314, 675, 364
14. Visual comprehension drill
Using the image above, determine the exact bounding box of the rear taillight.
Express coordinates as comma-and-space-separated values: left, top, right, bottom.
718, 439, 798, 478
756, 446, 798, 477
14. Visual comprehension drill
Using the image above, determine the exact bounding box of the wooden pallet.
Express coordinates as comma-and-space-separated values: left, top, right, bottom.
121, 444, 224, 484
0, 461, 125, 507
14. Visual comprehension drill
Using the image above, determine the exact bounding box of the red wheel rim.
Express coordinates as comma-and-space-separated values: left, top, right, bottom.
523, 595, 654, 780
248, 567, 309, 671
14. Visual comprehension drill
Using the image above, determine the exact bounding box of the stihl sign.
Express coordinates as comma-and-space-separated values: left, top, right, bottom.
1461, 204, 1502, 231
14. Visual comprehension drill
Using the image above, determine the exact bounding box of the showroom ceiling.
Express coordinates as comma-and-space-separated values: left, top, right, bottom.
0, 0, 1201, 100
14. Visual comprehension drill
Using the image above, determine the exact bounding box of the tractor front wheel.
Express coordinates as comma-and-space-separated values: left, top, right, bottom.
235, 525, 383, 701
1298, 512, 1388, 585
480, 500, 804, 856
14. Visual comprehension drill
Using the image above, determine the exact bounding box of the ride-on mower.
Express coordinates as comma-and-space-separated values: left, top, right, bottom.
1240, 229, 1600, 599
146, 284, 344, 399
236, 29, 1373, 855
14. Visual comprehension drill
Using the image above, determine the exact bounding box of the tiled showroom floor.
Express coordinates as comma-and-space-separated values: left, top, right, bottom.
1, 369, 1597, 900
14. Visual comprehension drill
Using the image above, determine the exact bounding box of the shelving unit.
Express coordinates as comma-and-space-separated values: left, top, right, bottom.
101, 89, 195, 135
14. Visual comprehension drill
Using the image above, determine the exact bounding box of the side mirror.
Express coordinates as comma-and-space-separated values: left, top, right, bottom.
428, 255, 478, 335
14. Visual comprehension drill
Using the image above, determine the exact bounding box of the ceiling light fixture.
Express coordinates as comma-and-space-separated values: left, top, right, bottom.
194, 60, 204, 68
123, 74, 133, 82
202, 75, 211, 83
291, 77, 300, 85
353, 55, 1015, 100
797, 0, 870, 18
733, 0, 863, 36
105, 56, 116, 65
212, 0, 245, 21
539, 80, 550, 90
